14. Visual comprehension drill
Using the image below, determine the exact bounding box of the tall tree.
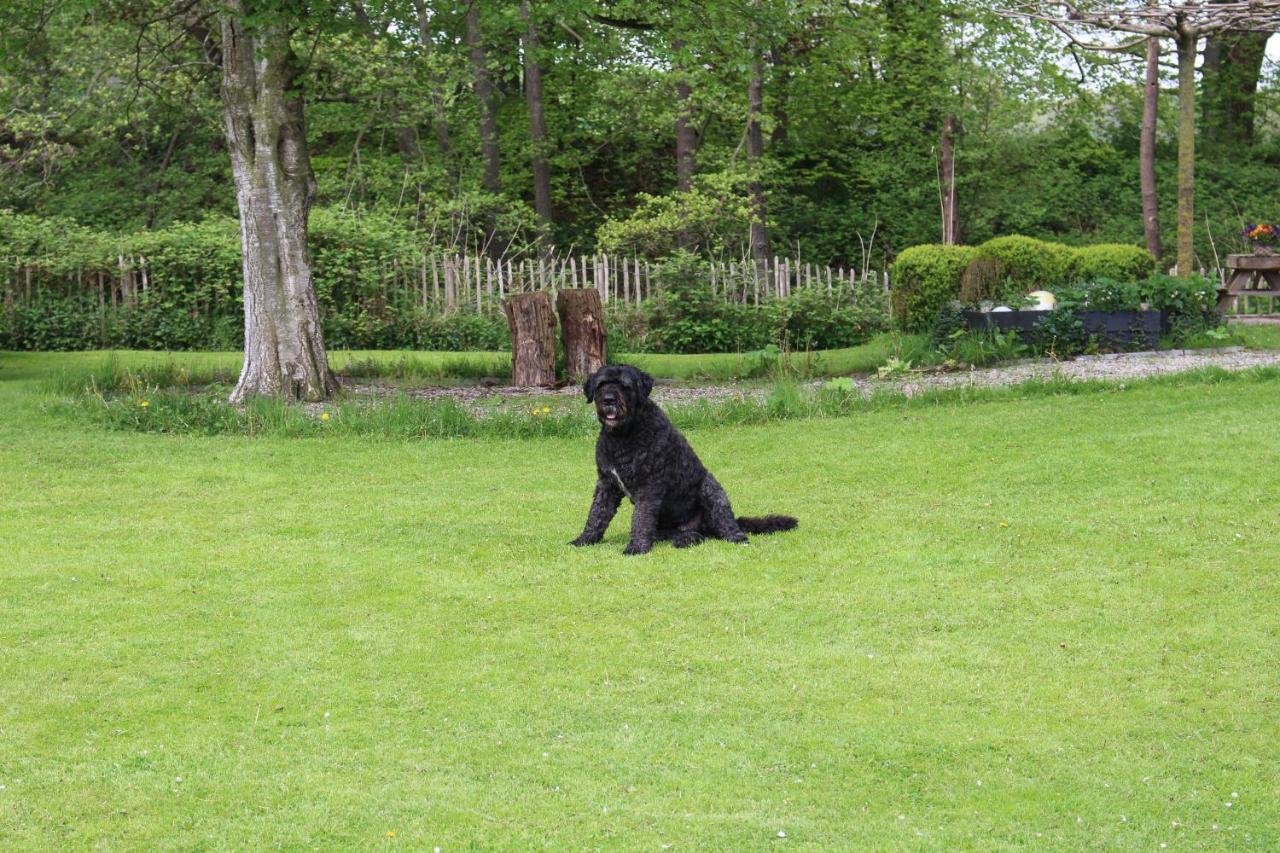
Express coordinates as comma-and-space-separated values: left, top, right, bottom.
465, 2, 503, 258
1140, 24, 1162, 261
216, 0, 337, 402
1201, 27, 1272, 146
746, 0, 770, 270
520, 0, 555, 245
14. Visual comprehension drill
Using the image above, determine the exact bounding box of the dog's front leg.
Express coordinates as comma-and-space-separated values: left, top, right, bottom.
623, 497, 660, 555
571, 477, 623, 546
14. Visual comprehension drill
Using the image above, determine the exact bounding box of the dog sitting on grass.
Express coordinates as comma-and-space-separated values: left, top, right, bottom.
570, 364, 797, 555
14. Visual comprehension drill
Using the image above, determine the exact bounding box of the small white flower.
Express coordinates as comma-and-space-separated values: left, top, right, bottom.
1120, 816, 1127, 822
777, 830, 787, 838
1225, 802, 1233, 808
1213, 824, 1220, 831
1160, 844, 1167, 849
976, 780, 982, 786
1231, 791, 1239, 798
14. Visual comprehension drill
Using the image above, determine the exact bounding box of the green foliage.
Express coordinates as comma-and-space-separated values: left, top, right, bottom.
973, 236, 1077, 298
1079, 277, 1142, 312
889, 244, 978, 332
1073, 244, 1157, 283
942, 328, 1030, 366
1031, 304, 1088, 359
595, 184, 755, 258
1140, 274, 1220, 342
645, 253, 769, 353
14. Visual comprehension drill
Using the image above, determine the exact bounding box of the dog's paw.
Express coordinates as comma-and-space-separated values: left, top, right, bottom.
569, 536, 598, 547
672, 531, 704, 549
622, 541, 653, 556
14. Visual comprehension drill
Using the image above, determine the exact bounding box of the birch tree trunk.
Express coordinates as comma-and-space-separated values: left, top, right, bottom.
220, 4, 337, 403
1140, 29, 1163, 262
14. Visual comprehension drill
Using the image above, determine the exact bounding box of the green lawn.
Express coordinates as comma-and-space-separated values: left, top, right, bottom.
2, 351, 1279, 848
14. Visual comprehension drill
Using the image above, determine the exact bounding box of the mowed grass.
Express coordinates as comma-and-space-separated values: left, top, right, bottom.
2, 351, 1280, 849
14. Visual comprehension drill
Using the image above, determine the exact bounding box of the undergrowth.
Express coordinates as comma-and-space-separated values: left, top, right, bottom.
50, 363, 1280, 440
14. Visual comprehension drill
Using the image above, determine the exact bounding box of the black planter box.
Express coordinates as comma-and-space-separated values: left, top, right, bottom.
964, 309, 1165, 349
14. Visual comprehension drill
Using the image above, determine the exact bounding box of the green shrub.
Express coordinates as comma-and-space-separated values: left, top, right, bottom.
1080, 277, 1142, 312
1140, 274, 1220, 342
646, 252, 771, 353
889, 244, 978, 332
1074, 244, 1157, 283
958, 255, 1006, 304
974, 235, 1076, 297
767, 284, 891, 351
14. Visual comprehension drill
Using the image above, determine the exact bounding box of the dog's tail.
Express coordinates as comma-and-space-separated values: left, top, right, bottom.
736, 514, 798, 535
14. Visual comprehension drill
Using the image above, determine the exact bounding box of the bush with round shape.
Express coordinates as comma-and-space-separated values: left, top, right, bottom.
974, 235, 1076, 296
889, 244, 977, 332
1074, 244, 1157, 283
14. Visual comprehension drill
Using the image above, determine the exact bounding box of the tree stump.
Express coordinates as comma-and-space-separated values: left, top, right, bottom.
502, 292, 557, 386
556, 288, 608, 379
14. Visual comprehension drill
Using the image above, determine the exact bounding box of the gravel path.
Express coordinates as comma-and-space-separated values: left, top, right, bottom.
330, 347, 1280, 411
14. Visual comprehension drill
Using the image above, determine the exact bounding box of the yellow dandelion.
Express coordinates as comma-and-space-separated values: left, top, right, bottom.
140, 400, 150, 408
385, 830, 396, 838
999, 521, 1009, 528
321, 412, 331, 421
541, 406, 551, 414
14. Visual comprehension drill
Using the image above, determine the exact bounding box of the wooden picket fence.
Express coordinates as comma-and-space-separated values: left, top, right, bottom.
4, 251, 888, 317
416, 252, 888, 312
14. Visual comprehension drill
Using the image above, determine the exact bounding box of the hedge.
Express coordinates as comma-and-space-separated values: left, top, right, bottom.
1074, 244, 1158, 282
889, 244, 978, 332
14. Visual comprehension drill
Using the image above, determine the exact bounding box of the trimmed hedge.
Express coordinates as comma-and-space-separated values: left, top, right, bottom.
889, 244, 978, 332
902, 237, 1160, 330
1074, 244, 1158, 282
973, 235, 1077, 295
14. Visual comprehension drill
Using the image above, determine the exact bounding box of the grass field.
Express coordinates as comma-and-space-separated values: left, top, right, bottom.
3, 350, 1279, 848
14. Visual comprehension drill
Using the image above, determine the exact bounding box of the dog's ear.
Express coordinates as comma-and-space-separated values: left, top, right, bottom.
583, 369, 601, 402
628, 366, 654, 400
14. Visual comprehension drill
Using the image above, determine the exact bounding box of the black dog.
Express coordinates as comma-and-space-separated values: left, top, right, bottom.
570, 364, 797, 555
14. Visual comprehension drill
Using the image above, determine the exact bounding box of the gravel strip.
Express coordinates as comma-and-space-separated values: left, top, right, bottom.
317, 347, 1280, 415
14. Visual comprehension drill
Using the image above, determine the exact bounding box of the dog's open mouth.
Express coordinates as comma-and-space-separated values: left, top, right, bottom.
598, 402, 622, 425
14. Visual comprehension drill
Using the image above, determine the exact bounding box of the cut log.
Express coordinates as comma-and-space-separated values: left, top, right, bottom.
556, 288, 607, 380
502, 292, 557, 387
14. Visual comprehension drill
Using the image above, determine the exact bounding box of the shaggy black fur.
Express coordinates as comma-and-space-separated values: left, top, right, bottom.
570, 364, 798, 555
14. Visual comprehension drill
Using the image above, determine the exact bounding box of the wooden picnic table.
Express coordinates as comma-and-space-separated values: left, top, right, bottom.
1218, 254, 1280, 313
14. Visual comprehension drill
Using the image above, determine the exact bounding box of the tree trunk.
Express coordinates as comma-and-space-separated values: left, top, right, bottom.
219, 4, 337, 403
1175, 28, 1196, 276
466, 3, 504, 259
520, 0, 554, 246
1202, 27, 1270, 147
556, 288, 607, 380
503, 292, 557, 386
747, 45, 769, 272
940, 113, 958, 245
413, 0, 454, 162
673, 37, 698, 251
1140, 30, 1163, 262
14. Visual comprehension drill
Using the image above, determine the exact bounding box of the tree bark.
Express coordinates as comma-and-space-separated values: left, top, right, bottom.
413, 0, 454, 162
219, 3, 337, 403
466, 3, 504, 259
673, 37, 698, 251
940, 113, 958, 245
747, 42, 769, 273
1175, 28, 1197, 275
503, 292, 557, 386
1201, 27, 1270, 146
1140, 29, 1163, 262
556, 288, 607, 379
520, 0, 554, 247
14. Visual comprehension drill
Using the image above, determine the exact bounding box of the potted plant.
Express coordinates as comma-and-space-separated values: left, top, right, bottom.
1243, 223, 1279, 256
